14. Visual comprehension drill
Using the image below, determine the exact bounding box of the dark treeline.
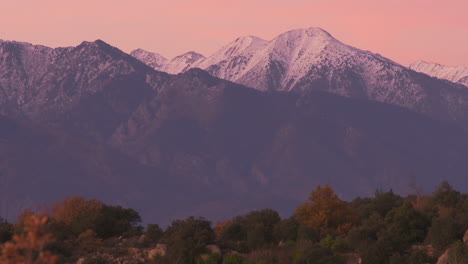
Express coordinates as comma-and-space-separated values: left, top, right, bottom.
1, 181, 468, 264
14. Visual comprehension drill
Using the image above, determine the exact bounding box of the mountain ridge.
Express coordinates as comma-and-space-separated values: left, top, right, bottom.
2, 36, 468, 225
410, 60, 468, 86
131, 28, 468, 127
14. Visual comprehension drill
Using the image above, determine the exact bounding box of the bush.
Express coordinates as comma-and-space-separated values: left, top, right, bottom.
426, 215, 459, 251
164, 216, 215, 264
219, 209, 281, 252
274, 217, 299, 242
93, 205, 143, 239
223, 254, 246, 264
293, 241, 345, 264
146, 224, 164, 243
83, 254, 115, 264
0, 217, 13, 243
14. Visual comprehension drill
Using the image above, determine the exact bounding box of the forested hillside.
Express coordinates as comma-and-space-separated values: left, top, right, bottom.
1, 181, 467, 264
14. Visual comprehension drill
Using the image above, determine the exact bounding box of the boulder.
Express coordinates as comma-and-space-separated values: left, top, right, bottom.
138, 234, 146, 244
206, 244, 221, 255
436, 248, 449, 264
148, 243, 167, 259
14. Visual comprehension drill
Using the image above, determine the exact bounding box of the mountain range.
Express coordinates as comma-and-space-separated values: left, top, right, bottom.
132, 28, 468, 127
1, 28, 468, 225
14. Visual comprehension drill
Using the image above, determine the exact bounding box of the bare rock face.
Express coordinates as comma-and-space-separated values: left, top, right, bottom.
436, 249, 449, 264
344, 253, 362, 264
207, 244, 222, 255
148, 244, 167, 259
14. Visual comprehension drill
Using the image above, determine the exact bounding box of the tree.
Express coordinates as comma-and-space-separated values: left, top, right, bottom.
243, 209, 281, 250
0, 214, 57, 264
48, 197, 142, 239
50, 197, 102, 225
218, 209, 281, 252
0, 217, 13, 243
370, 189, 403, 217
426, 215, 459, 251
295, 185, 356, 236
146, 224, 163, 243
274, 217, 300, 242
93, 205, 142, 239
213, 220, 231, 240
164, 217, 215, 264
432, 181, 461, 208
384, 202, 430, 246
347, 212, 385, 254
362, 202, 430, 264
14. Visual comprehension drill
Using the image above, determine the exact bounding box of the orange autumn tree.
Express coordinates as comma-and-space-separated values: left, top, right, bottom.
50, 197, 103, 225
295, 184, 356, 236
214, 220, 231, 239
0, 214, 57, 264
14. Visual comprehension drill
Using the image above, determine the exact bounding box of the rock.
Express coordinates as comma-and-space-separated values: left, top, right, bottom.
200, 245, 222, 261
76, 257, 85, 264
138, 234, 146, 244
206, 244, 221, 255
344, 253, 362, 264
148, 243, 167, 259
463, 229, 468, 245
436, 248, 449, 264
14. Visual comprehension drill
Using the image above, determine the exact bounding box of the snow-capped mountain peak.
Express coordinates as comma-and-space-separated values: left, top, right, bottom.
129, 28, 468, 125
130, 48, 167, 70
193, 27, 352, 91
130, 49, 205, 74
161, 51, 205, 74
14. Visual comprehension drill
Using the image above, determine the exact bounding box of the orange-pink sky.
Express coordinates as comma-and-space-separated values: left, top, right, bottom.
1, 0, 467, 66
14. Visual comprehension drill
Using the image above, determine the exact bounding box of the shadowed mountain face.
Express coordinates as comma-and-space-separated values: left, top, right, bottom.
1, 39, 468, 225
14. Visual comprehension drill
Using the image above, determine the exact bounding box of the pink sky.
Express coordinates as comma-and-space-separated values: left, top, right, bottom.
1, 0, 467, 66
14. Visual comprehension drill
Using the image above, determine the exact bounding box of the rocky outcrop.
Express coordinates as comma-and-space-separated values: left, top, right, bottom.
148, 243, 167, 259
435, 232, 468, 264
344, 253, 362, 264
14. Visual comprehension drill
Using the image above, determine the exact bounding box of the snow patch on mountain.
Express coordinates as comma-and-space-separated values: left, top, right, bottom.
130, 49, 167, 70
0, 39, 163, 118
161, 51, 205, 74
410, 61, 468, 85
459, 76, 468, 86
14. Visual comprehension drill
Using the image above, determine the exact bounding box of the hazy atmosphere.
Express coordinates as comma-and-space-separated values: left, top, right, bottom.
1, 1, 468, 263
1, 0, 467, 66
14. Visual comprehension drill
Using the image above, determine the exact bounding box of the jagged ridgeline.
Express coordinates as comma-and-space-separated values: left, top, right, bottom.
0, 28, 468, 227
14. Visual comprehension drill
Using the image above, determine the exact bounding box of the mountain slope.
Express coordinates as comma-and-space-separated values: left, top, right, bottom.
2, 39, 468, 225
459, 76, 468, 86
110, 69, 468, 214
161, 51, 205, 74
135, 28, 468, 126
130, 49, 205, 74
130, 48, 167, 69
0, 40, 170, 140
410, 60, 468, 85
